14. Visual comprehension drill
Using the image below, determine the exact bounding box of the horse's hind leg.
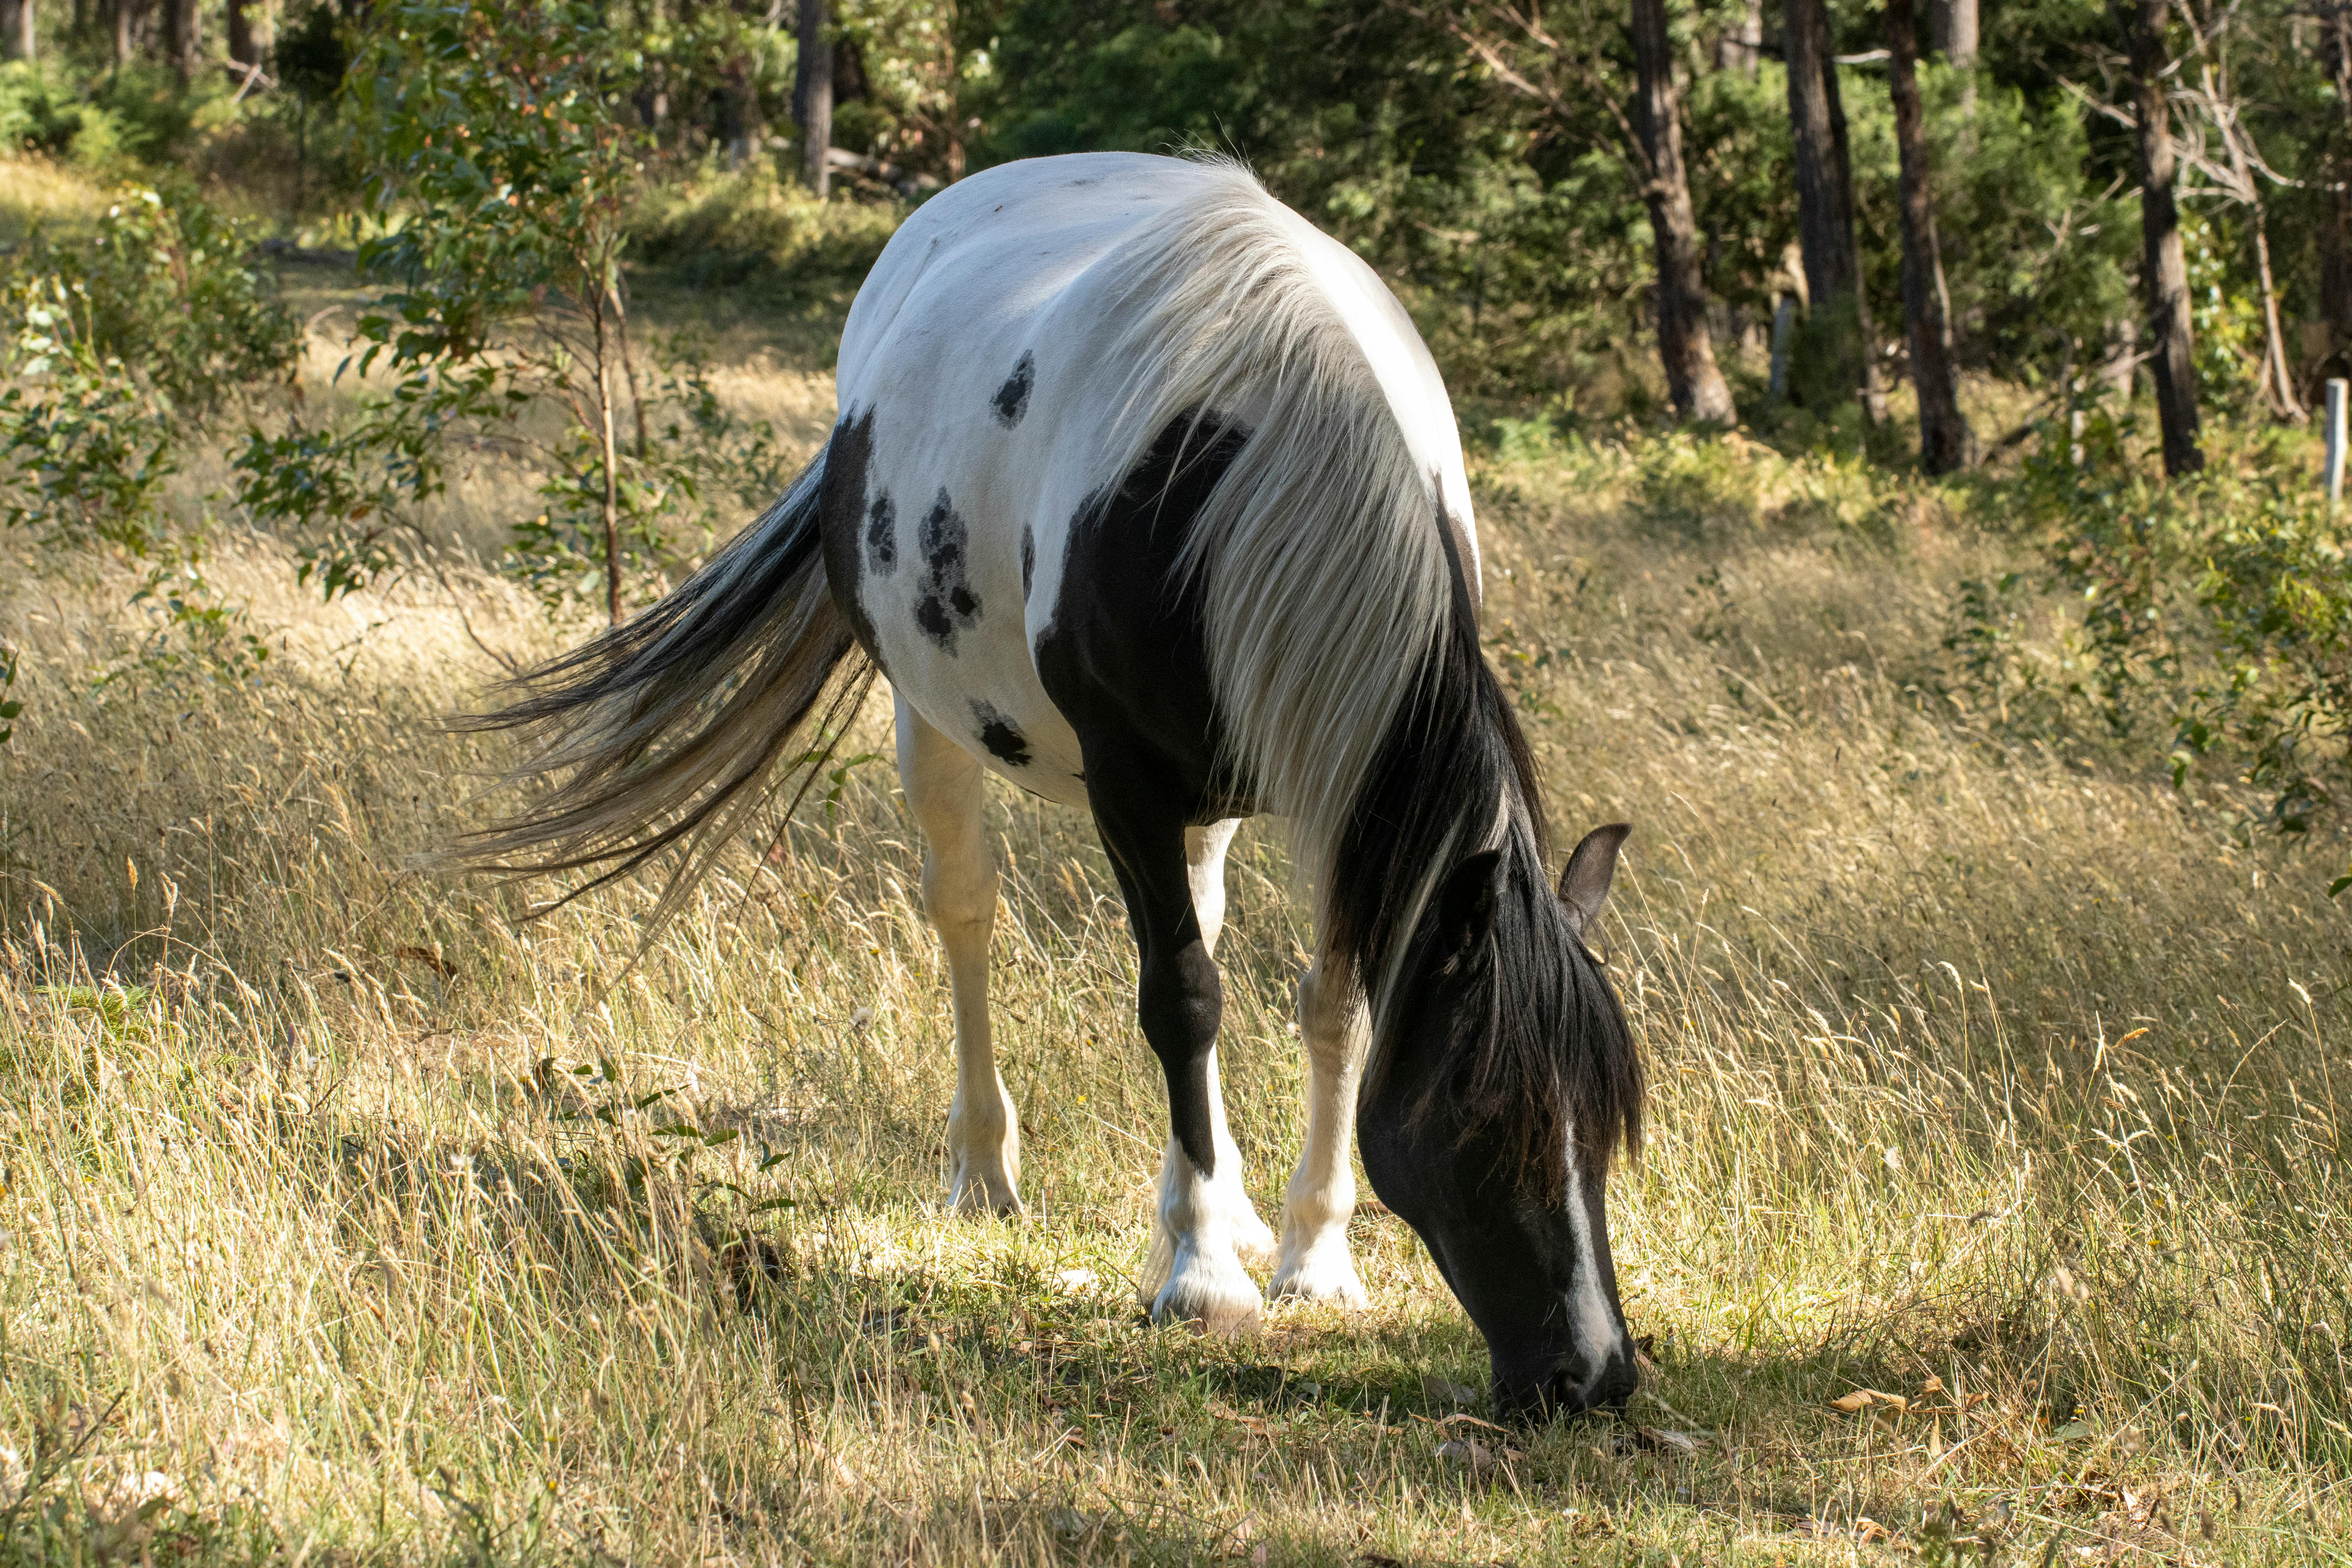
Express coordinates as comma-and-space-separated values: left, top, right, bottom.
897, 694, 1022, 1216
1270, 956, 1371, 1307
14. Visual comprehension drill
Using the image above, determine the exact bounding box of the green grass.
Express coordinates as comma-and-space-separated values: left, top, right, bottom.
0, 165, 2348, 1560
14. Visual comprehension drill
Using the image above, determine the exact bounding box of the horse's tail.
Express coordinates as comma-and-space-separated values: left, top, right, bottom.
437, 445, 874, 929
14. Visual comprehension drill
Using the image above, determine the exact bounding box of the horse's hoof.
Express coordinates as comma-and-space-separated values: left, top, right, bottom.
1269, 1247, 1369, 1309
1153, 1251, 1264, 1336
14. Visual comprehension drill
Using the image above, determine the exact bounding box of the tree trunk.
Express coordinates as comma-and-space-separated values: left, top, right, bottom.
1886, 0, 1972, 470
635, 61, 670, 136
2328, 11, 2352, 374
794, 0, 834, 198
0, 0, 32, 60
163, 0, 195, 81
1630, 0, 1736, 423
2126, 0, 2202, 476
1767, 292, 1798, 395
636, 0, 668, 133
594, 302, 625, 627
1931, 0, 1977, 112
2322, 192, 2352, 385
2247, 222, 2301, 421
718, 58, 752, 168
1715, 0, 1762, 75
1767, 242, 1804, 398
225, 0, 254, 67
1826, 50, 1889, 424
2101, 310, 2139, 401
111, 0, 130, 66
2194, 64, 2303, 422
1781, 0, 1886, 423
1928, 0, 1975, 61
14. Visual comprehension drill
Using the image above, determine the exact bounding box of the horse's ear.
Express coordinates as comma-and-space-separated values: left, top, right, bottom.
1557, 823, 1631, 941
1435, 849, 1504, 957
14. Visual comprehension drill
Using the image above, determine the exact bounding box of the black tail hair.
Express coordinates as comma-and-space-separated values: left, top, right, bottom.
436, 448, 876, 932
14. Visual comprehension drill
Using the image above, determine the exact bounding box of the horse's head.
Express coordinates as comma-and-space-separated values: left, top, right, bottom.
1356, 822, 1641, 1423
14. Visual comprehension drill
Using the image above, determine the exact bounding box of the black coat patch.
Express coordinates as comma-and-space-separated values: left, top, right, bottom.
991, 352, 1035, 428
866, 492, 897, 572
1020, 524, 1035, 599
1035, 409, 1255, 822
971, 701, 1033, 767
913, 488, 981, 650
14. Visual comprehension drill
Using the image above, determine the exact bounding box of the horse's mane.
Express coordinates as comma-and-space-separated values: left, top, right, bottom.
1339, 543, 1643, 1196
1097, 157, 1641, 1197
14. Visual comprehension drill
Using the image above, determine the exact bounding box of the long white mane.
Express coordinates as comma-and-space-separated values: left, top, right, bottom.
1090, 159, 1464, 980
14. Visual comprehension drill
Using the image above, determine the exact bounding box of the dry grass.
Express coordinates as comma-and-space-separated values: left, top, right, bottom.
0, 155, 110, 246
4, 269, 2351, 1562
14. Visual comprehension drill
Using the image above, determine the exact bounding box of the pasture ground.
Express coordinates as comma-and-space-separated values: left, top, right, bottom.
3, 166, 2350, 1567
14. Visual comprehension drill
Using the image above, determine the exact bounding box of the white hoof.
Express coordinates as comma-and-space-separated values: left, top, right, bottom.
1270, 1244, 1370, 1309
1152, 1246, 1264, 1335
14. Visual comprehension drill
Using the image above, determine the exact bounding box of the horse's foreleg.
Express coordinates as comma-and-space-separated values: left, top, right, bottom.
1092, 785, 1263, 1335
1181, 818, 1277, 1269
897, 695, 1021, 1217
1270, 957, 1371, 1307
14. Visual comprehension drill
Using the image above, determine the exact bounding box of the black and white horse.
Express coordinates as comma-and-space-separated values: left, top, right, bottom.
455, 152, 1644, 1418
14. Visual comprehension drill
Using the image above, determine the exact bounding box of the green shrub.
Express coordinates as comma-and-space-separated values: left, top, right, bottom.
240, 0, 802, 620
0, 185, 296, 726
627, 167, 901, 294
1955, 414, 2352, 891
0, 62, 125, 165
0, 185, 297, 554
24, 185, 298, 417
86, 65, 206, 165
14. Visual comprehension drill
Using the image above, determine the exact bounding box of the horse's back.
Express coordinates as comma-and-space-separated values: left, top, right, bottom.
819, 153, 1472, 810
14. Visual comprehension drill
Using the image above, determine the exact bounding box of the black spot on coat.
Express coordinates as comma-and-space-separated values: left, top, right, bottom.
913, 488, 981, 650
1020, 525, 1035, 599
866, 493, 897, 572
991, 351, 1035, 428
971, 701, 1033, 767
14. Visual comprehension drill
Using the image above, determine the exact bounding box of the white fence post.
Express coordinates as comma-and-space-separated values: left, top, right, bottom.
2328, 378, 2348, 508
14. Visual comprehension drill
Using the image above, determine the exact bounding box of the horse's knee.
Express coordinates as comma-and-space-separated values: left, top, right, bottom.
922, 850, 996, 941
1139, 944, 1221, 1060
1139, 943, 1223, 1169
1297, 962, 1364, 1075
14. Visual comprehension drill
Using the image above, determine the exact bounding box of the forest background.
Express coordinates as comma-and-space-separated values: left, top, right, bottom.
0, 0, 2342, 850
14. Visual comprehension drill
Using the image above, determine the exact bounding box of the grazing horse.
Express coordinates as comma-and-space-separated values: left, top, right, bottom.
452, 152, 1644, 1418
